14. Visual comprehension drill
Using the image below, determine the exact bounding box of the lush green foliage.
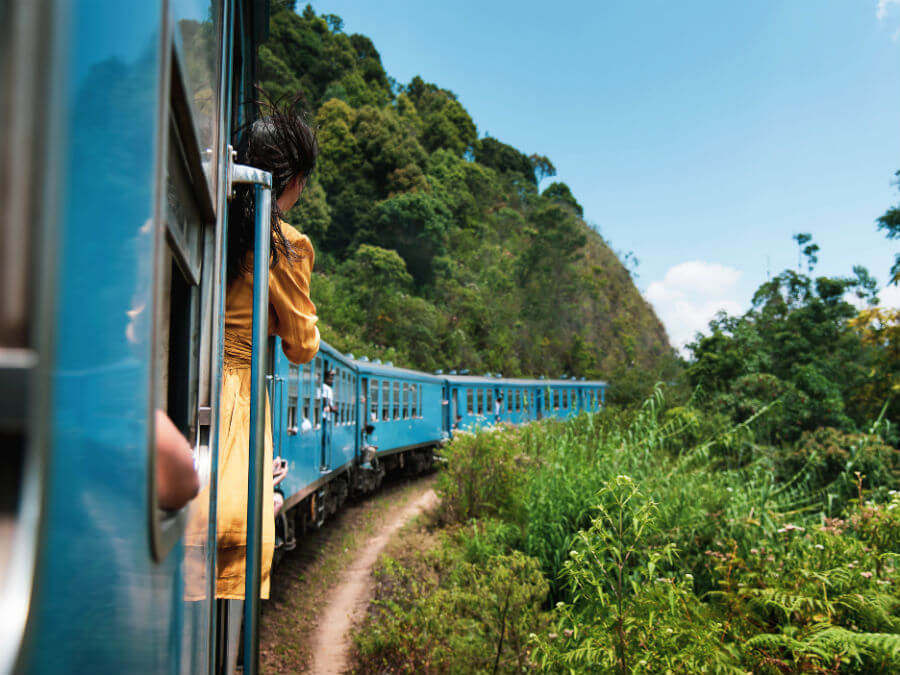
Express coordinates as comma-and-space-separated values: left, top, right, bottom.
355, 388, 900, 673
261, 4, 672, 378
687, 236, 893, 441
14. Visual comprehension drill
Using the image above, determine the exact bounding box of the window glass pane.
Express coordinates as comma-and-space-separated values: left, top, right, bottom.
302, 364, 311, 424
172, 0, 221, 188
393, 382, 400, 420
314, 358, 322, 427
466, 388, 473, 414
411, 384, 417, 417
402, 383, 409, 419
382, 381, 390, 420
477, 389, 483, 415
370, 379, 379, 422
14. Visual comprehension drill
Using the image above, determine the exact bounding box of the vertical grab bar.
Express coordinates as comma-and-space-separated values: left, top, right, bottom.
230, 163, 272, 675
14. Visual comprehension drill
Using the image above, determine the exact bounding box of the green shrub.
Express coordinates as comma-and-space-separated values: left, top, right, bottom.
354, 542, 549, 675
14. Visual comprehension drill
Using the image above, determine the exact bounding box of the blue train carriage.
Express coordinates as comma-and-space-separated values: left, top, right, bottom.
5, 1, 273, 674
268, 339, 360, 534
353, 357, 445, 475
266, 346, 444, 542
443, 374, 608, 434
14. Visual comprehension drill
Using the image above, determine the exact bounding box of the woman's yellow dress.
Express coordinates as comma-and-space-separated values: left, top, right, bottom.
215, 224, 320, 599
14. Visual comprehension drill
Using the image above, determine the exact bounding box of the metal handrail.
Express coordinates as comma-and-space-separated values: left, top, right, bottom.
231, 162, 272, 675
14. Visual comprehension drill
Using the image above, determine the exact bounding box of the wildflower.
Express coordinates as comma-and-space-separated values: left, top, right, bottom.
888, 504, 897, 511
556, 602, 565, 609
563, 629, 573, 638
767, 556, 776, 563
861, 572, 873, 579
814, 544, 824, 550
666, 628, 674, 634
848, 562, 856, 569
726, 487, 733, 493
528, 633, 537, 640
549, 633, 557, 641
684, 573, 694, 581
750, 548, 759, 555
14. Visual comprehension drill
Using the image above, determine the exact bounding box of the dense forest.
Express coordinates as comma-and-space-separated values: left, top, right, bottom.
258, 2, 672, 380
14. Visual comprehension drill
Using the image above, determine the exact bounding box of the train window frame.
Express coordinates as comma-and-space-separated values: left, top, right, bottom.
393, 381, 400, 420
286, 364, 299, 434
313, 357, 322, 429
337, 370, 343, 425
382, 380, 390, 421
148, 32, 223, 562
301, 364, 311, 427
401, 383, 408, 420
370, 379, 379, 422
410, 383, 417, 418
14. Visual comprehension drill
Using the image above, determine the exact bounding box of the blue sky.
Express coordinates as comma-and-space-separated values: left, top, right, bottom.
311, 0, 900, 350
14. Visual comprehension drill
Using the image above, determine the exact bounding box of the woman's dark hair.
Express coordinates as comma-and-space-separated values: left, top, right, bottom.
227, 97, 318, 284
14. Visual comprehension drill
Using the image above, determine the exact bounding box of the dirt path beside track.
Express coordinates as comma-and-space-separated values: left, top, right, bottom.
259, 474, 438, 674
309, 487, 438, 674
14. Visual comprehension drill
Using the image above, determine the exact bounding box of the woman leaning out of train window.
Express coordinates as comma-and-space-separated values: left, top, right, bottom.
187, 97, 321, 601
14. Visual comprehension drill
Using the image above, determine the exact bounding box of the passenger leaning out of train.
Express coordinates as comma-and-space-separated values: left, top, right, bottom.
155, 410, 200, 511
205, 99, 320, 600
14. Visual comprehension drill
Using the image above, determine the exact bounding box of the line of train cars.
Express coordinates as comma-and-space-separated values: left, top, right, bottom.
268, 339, 607, 545
1, 0, 606, 674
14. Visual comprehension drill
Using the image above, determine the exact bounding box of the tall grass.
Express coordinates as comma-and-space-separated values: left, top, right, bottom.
367, 389, 900, 673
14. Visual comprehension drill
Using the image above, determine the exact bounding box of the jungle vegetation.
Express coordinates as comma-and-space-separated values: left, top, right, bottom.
259, 2, 673, 380
349, 215, 900, 674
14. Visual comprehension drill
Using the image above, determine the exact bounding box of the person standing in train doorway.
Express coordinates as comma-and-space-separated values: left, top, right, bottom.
185, 98, 321, 607
319, 368, 336, 471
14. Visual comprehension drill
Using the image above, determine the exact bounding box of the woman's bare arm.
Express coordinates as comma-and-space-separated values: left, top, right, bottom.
155, 410, 200, 510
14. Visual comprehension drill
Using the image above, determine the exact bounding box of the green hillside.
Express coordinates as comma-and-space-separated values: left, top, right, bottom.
261, 2, 673, 378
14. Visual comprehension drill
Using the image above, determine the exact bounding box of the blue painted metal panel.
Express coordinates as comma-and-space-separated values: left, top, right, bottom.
23, 1, 175, 673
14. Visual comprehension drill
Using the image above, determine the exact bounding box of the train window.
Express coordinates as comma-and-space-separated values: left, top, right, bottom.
401, 383, 408, 419
382, 381, 390, 420
562, 390, 568, 409
393, 382, 400, 420
314, 358, 322, 428
339, 371, 345, 425
336, 371, 342, 425
351, 373, 357, 425
410, 384, 418, 418
370, 379, 379, 422
466, 388, 473, 414
553, 390, 560, 410
287, 364, 299, 434
452, 389, 459, 421
344, 372, 350, 424
301, 364, 311, 425
172, 2, 222, 194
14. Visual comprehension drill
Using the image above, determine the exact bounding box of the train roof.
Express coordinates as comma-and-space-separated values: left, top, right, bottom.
440, 374, 607, 387
347, 355, 445, 382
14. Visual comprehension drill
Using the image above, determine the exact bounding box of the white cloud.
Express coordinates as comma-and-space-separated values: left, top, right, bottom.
879, 284, 900, 307
878, 0, 900, 20
644, 261, 744, 355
